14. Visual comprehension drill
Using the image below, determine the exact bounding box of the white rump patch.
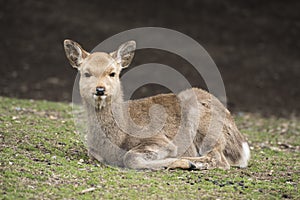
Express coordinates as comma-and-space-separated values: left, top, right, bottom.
239, 142, 250, 168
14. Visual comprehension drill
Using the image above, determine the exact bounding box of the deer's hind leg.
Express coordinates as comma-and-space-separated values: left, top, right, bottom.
180, 148, 230, 170
123, 142, 230, 170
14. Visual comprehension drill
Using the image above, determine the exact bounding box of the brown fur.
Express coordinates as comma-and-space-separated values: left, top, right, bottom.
64, 39, 250, 170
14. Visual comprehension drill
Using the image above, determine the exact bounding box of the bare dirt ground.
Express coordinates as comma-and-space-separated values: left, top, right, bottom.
1, 0, 299, 117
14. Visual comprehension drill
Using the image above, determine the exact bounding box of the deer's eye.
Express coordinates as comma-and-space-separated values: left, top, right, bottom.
84, 72, 91, 78
109, 72, 116, 77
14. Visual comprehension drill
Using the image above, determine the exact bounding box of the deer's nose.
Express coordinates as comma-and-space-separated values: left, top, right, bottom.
95, 87, 105, 96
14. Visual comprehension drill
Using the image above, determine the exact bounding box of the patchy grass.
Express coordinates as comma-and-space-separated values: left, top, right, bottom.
0, 96, 299, 199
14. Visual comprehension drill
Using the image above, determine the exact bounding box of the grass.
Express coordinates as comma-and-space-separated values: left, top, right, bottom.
0, 96, 299, 199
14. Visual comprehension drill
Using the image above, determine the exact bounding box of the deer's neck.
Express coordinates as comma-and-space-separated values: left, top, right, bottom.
85, 92, 127, 147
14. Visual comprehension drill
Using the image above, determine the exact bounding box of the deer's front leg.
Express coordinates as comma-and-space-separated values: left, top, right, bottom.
123, 149, 197, 170
122, 138, 180, 170
123, 141, 198, 170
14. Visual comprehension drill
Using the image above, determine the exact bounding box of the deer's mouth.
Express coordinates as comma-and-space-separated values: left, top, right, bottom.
93, 94, 107, 110
93, 93, 107, 101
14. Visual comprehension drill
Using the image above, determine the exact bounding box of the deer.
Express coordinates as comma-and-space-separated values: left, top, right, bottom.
63, 39, 250, 170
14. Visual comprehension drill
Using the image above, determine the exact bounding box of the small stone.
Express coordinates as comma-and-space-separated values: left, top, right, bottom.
49, 115, 57, 120
78, 159, 84, 164
238, 182, 244, 187
282, 194, 291, 198
268, 170, 274, 176
227, 181, 234, 185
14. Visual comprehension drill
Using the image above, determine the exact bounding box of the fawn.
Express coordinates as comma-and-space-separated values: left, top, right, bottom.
64, 39, 250, 170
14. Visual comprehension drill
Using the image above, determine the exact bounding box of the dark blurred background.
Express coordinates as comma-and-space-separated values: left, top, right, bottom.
0, 0, 299, 117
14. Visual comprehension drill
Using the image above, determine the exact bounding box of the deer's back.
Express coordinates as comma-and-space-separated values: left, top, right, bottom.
126, 88, 222, 140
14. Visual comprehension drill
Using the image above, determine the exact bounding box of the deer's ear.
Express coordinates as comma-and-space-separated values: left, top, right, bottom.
63, 39, 90, 69
110, 41, 136, 69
